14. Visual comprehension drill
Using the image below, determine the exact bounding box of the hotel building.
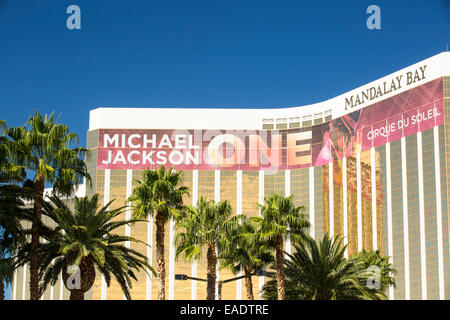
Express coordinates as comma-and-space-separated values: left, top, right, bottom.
11, 52, 450, 300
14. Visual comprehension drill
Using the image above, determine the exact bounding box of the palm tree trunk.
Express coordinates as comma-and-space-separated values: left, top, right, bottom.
155, 212, 166, 300
206, 244, 217, 300
30, 176, 45, 300
62, 256, 95, 300
243, 266, 254, 300
0, 276, 4, 300
275, 235, 285, 300
69, 289, 84, 300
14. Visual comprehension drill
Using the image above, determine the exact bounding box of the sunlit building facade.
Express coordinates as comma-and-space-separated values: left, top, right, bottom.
11, 52, 450, 300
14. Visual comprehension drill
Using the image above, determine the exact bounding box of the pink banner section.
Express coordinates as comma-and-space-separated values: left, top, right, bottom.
96, 78, 444, 171
359, 99, 444, 151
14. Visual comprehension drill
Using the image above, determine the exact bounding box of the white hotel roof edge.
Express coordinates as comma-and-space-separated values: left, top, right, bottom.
89, 52, 450, 131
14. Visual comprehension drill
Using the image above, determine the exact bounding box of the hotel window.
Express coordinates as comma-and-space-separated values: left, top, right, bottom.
263, 124, 274, 129
262, 118, 274, 130
276, 118, 288, 129
324, 109, 332, 122
314, 113, 323, 125
302, 115, 312, 127
289, 117, 300, 128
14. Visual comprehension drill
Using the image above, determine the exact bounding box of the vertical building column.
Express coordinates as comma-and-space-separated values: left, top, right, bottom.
401, 137, 411, 299
146, 213, 153, 300
124, 168, 133, 299
386, 143, 394, 300
12, 260, 17, 300
49, 261, 54, 300
169, 169, 177, 300
356, 152, 362, 252
342, 157, 348, 259
370, 148, 377, 251
169, 217, 175, 300
417, 132, 427, 300
328, 162, 334, 238
22, 264, 27, 300
258, 170, 265, 300
433, 126, 445, 300
125, 170, 133, 247
285, 170, 291, 255
309, 167, 315, 238
191, 170, 198, 300
40, 239, 49, 300
102, 169, 110, 300
214, 170, 220, 300
59, 272, 63, 300
236, 170, 243, 300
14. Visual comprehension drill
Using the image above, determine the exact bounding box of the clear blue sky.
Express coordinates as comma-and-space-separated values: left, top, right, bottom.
1, 0, 449, 299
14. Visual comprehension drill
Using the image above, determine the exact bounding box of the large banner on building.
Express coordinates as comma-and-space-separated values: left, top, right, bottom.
97, 78, 443, 171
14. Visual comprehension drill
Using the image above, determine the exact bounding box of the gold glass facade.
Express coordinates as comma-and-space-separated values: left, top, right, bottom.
11, 76, 450, 301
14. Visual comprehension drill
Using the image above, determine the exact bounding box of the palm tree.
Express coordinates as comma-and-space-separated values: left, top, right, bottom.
127, 165, 189, 300
0, 121, 32, 300
253, 194, 310, 300
15, 194, 154, 300
0, 183, 32, 301
3, 111, 90, 300
262, 234, 371, 300
0, 120, 26, 183
175, 196, 235, 300
220, 215, 273, 300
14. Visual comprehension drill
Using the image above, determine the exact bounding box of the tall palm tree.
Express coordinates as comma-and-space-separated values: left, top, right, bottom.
15, 194, 154, 300
0, 121, 32, 300
3, 111, 90, 300
175, 196, 235, 300
220, 215, 273, 300
127, 165, 189, 300
253, 194, 309, 300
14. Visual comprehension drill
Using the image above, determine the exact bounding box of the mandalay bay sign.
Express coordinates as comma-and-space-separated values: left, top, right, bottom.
97, 78, 444, 171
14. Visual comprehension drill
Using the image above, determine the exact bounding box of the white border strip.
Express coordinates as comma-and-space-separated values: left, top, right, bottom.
102, 169, 110, 300
433, 126, 445, 300
191, 170, 198, 300
386, 143, 394, 300
22, 264, 27, 300
12, 259, 17, 300
285, 170, 291, 255
309, 167, 315, 238
258, 170, 264, 300
125, 170, 132, 247
401, 137, 411, 299
214, 170, 220, 300
371, 148, 377, 250
169, 217, 175, 300
59, 272, 63, 300
236, 170, 243, 300
329, 162, 334, 238
146, 214, 153, 300
356, 152, 362, 252
342, 157, 348, 259
417, 132, 427, 300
